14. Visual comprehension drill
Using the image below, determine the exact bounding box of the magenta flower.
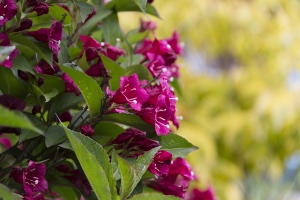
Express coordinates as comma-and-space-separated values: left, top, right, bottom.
166, 31, 183, 55
28, 21, 62, 55
111, 73, 149, 111
146, 158, 194, 199
0, 134, 11, 149
56, 111, 72, 123
138, 94, 174, 135
35, 55, 60, 75
139, 19, 157, 32
185, 186, 217, 200
11, 161, 48, 196
62, 73, 81, 96
0, 33, 19, 68
85, 59, 107, 77
148, 150, 172, 176
0, 94, 26, 111
80, 124, 94, 137
79, 35, 105, 61
0, 0, 18, 27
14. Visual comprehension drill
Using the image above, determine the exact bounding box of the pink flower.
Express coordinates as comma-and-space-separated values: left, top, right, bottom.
30, 2, 49, 16
62, 73, 81, 96
14, 19, 33, 32
0, 94, 26, 111
0, 33, 19, 68
148, 150, 172, 176
139, 19, 157, 32
111, 73, 149, 111
146, 158, 194, 199
11, 161, 48, 196
0, 0, 18, 27
80, 124, 94, 137
28, 21, 62, 55
185, 186, 217, 200
0, 134, 11, 149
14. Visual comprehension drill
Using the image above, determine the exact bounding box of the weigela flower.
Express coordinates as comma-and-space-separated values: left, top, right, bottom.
11, 161, 48, 196
148, 150, 172, 176
139, 19, 157, 32
56, 111, 72, 123
0, 33, 19, 68
28, 21, 62, 55
146, 158, 194, 199
62, 73, 81, 96
137, 94, 174, 135
111, 73, 149, 111
110, 128, 160, 157
30, 2, 49, 16
85, 59, 107, 77
185, 186, 217, 200
0, 94, 26, 111
80, 124, 94, 137
166, 31, 183, 55
0, 0, 18, 27
35, 55, 60, 75
0, 134, 11, 149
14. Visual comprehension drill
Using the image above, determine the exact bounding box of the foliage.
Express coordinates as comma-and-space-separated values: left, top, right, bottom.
0, 0, 215, 200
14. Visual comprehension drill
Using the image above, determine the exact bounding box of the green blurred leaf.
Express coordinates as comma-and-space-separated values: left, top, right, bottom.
45, 125, 67, 147
0, 46, 16, 64
9, 35, 53, 65
100, 53, 125, 91
94, 121, 125, 138
64, 127, 117, 200
116, 154, 136, 200
12, 54, 34, 73
19, 114, 47, 143
60, 65, 103, 119
0, 105, 43, 134
159, 134, 198, 157
102, 13, 122, 46
49, 5, 72, 26
101, 113, 155, 134
126, 31, 148, 44
73, 0, 95, 22
125, 65, 152, 81
0, 183, 22, 200
131, 193, 180, 200
132, 0, 148, 15
80, 7, 112, 35
58, 42, 70, 64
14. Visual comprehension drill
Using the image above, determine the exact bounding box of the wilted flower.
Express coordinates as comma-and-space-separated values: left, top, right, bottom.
111, 73, 149, 111
0, 94, 26, 111
0, 0, 18, 27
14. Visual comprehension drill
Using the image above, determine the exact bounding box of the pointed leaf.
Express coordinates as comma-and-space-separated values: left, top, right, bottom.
73, 1, 95, 22
159, 134, 198, 157
12, 54, 34, 73
64, 127, 117, 200
45, 125, 67, 147
132, 0, 147, 14
60, 65, 103, 119
102, 13, 122, 46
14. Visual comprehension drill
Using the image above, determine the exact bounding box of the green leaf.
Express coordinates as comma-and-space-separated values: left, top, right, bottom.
0, 67, 28, 98
0, 105, 43, 134
101, 113, 155, 134
116, 154, 136, 200
80, 7, 112, 35
134, 146, 160, 181
0, 183, 22, 200
76, 52, 89, 71
125, 65, 153, 81
39, 74, 65, 94
12, 54, 34, 73
19, 129, 40, 143
0, 46, 16, 64
19, 114, 47, 143
100, 53, 125, 91
60, 65, 103, 119
159, 134, 198, 157
48, 93, 84, 122
45, 125, 67, 147
102, 13, 122, 46
126, 31, 148, 44
131, 193, 180, 200
9, 35, 53, 65
132, 0, 148, 15
64, 127, 117, 200
58, 42, 70, 64
94, 121, 125, 138
73, 0, 95, 22
49, 5, 72, 26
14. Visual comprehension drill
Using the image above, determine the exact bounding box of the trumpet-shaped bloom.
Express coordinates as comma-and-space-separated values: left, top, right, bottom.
148, 150, 172, 176
0, 0, 18, 27
0, 33, 19, 68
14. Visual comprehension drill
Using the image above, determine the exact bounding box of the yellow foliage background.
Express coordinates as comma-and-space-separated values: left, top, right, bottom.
120, 1, 300, 199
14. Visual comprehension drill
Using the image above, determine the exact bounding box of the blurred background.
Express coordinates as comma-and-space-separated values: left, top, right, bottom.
119, 0, 300, 199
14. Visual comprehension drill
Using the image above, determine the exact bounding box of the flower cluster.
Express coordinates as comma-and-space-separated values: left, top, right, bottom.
0, 0, 216, 199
